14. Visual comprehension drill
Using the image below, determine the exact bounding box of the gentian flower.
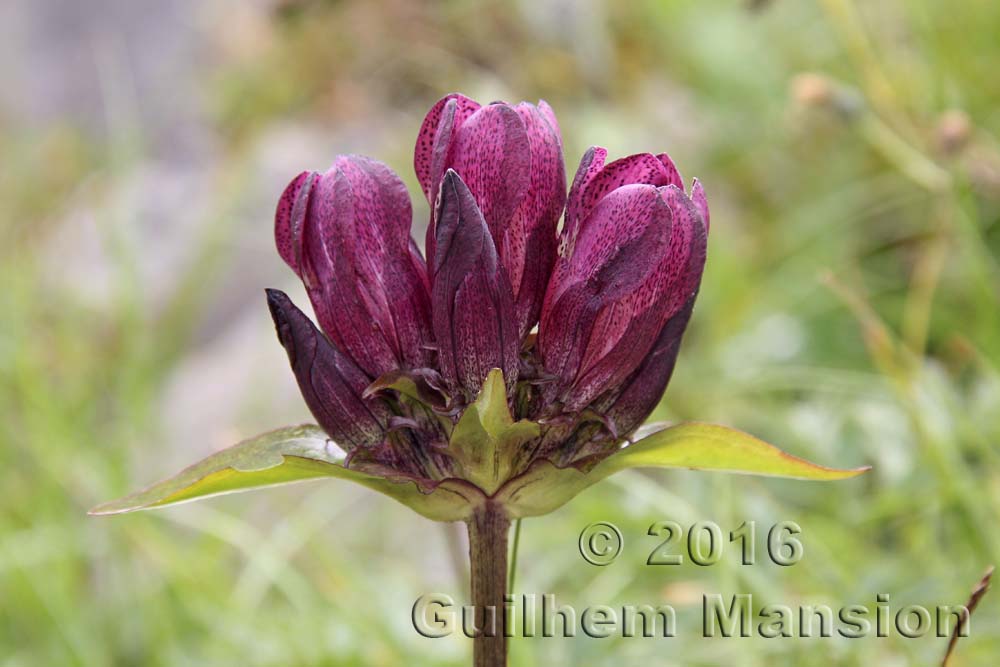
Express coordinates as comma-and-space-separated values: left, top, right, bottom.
94, 93, 867, 667
262, 94, 719, 502
257, 93, 725, 501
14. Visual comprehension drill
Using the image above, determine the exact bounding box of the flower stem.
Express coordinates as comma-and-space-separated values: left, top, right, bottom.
466, 502, 510, 667
508, 519, 522, 593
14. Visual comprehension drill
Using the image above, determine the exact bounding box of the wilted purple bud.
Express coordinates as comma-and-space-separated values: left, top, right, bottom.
430, 169, 519, 400
275, 155, 434, 378
266, 289, 388, 451
539, 153, 708, 412
415, 93, 566, 338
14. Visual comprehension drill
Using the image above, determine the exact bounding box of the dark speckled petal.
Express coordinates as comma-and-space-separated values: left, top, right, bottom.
539, 184, 670, 404
504, 101, 566, 338
418, 95, 564, 340
273, 156, 433, 378
539, 181, 707, 411
572, 153, 675, 227
414, 93, 480, 203
570, 186, 705, 408
691, 178, 710, 231
274, 170, 316, 279
431, 170, 518, 400
562, 146, 607, 253
446, 103, 530, 248
656, 153, 685, 190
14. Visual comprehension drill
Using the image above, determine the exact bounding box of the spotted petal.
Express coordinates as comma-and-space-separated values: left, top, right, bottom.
430, 170, 519, 400
275, 155, 434, 377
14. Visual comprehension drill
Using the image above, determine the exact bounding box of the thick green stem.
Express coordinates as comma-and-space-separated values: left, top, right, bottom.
466, 502, 510, 667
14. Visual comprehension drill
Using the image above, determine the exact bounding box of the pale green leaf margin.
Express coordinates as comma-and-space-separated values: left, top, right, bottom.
89, 424, 481, 522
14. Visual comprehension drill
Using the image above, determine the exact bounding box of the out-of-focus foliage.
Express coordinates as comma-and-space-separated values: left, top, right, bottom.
2, 0, 999, 665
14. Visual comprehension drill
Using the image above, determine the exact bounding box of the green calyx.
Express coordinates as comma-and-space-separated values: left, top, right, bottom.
448, 369, 540, 495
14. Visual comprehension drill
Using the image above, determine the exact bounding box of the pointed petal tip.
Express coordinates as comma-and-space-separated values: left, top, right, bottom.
265, 288, 290, 321
690, 178, 710, 231
690, 177, 705, 197
438, 168, 475, 202
265, 288, 304, 363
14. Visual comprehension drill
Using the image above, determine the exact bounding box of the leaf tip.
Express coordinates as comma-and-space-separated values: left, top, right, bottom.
87, 499, 141, 516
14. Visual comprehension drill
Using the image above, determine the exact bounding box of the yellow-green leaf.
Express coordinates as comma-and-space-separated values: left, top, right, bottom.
599, 422, 871, 479
496, 422, 870, 518
90, 424, 483, 522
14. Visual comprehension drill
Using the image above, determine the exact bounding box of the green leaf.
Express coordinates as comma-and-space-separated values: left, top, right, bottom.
496, 422, 870, 518
599, 422, 871, 479
450, 368, 540, 495
90, 424, 483, 522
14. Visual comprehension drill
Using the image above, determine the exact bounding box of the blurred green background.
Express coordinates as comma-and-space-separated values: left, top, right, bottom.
2, 0, 1000, 664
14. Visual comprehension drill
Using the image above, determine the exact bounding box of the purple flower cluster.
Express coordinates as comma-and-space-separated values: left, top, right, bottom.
268, 93, 708, 488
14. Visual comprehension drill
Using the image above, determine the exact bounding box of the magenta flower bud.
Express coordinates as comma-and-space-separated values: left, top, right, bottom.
430, 169, 519, 400
416, 93, 566, 339
266, 288, 388, 451
274, 155, 434, 379
539, 159, 708, 412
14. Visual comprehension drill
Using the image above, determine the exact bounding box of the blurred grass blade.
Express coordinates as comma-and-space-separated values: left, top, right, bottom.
499, 422, 869, 518
601, 422, 872, 479
89, 424, 480, 521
